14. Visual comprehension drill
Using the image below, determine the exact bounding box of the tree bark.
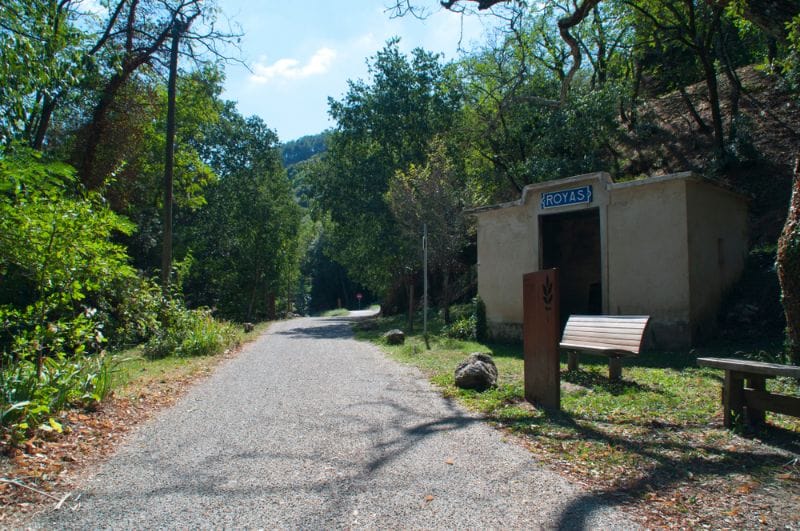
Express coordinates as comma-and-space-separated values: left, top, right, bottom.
699, 52, 726, 157
161, 22, 182, 290
32, 95, 56, 150
679, 87, 711, 136
777, 157, 800, 365
557, 0, 602, 103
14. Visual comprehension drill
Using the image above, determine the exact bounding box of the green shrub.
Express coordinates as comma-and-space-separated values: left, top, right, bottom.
143, 302, 240, 359
99, 274, 163, 349
1, 352, 112, 444
0, 148, 135, 361
442, 314, 477, 340
446, 303, 473, 322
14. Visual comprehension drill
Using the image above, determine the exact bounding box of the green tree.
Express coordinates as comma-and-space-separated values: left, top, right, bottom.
77, 68, 221, 273
386, 138, 471, 323
0, 0, 85, 148
313, 39, 462, 306
458, 13, 625, 195
184, 105, 302, 321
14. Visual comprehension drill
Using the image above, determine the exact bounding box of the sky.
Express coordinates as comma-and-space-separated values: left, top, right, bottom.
214, 1, 502, 142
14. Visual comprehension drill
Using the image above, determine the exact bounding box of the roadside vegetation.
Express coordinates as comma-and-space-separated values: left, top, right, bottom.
354, 304, 800, 527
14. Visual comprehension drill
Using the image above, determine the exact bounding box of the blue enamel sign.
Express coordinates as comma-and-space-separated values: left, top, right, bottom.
540, 185, 593, 210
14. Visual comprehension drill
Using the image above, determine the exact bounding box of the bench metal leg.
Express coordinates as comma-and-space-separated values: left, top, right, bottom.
608, 358, 622, 381
567, 352, 579, 372
723, 371, 745, 428
745, 375, 766, 427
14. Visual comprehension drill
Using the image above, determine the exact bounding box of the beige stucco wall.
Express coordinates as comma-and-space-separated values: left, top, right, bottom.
686, 180, 749, 340
606, 176, 692, 347
476, 203, 535, 333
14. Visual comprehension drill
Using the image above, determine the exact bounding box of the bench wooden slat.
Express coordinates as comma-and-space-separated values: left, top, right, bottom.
568, 318, 650, 323
564, 325, 644, 335
568, 314, 650, 320
562, 330, 646, 341
566, 321, 649, 330
560, 315, 651, 380
697, 357, 800, 379
561, 335, 644, 347
567, 316, 649, 323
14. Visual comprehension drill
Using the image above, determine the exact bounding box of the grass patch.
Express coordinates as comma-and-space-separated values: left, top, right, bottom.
354, 312, 800, 518
111, 347, 221, 398
112, 320, 268, 398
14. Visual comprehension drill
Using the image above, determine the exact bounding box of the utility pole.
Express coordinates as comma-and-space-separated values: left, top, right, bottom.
423, 223, 429, 349
161, 20, 183, 290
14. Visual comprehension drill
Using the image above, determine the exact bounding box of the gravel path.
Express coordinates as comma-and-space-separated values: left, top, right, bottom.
34, 316, 638, 529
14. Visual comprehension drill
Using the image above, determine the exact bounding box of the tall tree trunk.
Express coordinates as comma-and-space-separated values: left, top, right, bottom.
700, 53, 726, 157
777, 157, 800, 365
161, 23, 181, 290
32, 95, 57, 150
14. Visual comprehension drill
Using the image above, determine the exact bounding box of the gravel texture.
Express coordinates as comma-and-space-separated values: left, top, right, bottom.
33, 316, 639, 529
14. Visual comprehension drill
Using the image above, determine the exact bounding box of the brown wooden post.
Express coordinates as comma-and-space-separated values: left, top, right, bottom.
523, 269, 561, 410
745, 375, 767, 427
608, 357, 622, 381
723, 370, 744, 428
567, 352, 579, 371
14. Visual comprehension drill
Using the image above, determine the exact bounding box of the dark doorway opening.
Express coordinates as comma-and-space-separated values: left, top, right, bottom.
540, 208, 602, 327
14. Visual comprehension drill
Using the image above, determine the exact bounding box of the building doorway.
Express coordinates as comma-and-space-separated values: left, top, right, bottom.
540, 208, 602, 326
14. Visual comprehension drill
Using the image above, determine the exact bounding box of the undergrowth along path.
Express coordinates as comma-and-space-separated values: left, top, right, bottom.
33, 316, 637, 529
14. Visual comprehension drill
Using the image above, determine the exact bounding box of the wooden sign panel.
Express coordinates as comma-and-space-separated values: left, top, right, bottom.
523, 269, 560, 410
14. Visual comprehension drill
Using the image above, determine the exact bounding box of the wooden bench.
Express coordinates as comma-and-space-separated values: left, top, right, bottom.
696, 357, 800, 428
559, 315, 650, 380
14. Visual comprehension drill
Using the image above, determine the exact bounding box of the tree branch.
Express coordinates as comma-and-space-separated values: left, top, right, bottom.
557, 0, 601, 102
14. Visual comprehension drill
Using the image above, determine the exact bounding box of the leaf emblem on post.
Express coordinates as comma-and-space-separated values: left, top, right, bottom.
542, 274, 554, 311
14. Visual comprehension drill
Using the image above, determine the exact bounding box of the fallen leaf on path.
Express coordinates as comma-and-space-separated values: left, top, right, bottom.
424, 495, 434, 503
445, 458, 454, 465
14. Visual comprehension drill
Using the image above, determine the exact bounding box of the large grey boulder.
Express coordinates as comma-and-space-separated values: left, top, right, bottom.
454, 352, 498, 391
383, 329, 405, 345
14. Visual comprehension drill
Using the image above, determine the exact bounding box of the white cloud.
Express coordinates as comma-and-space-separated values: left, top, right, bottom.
250, 47, 337, 84
76, 0, 108, 16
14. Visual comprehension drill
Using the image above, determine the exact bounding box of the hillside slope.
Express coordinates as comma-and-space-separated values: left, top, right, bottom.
621, 66, 799, 246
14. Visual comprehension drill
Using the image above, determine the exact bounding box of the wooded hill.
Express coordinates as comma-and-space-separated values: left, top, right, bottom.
623, 65, 798, 245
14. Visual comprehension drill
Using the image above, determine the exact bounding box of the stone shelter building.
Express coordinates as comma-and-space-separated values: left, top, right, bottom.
469, 171, 749, 348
